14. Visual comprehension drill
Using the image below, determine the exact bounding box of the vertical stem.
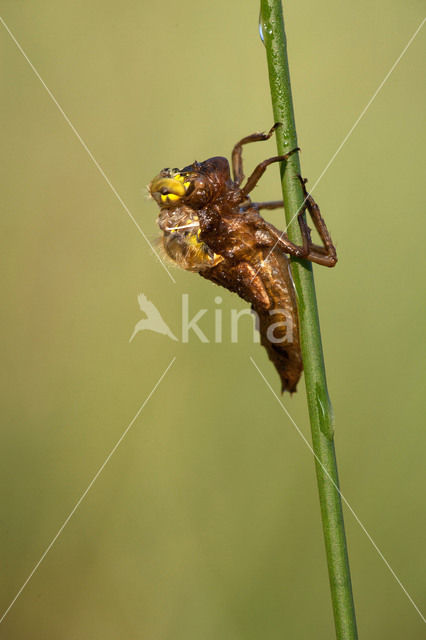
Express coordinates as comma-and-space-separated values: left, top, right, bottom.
260, 2, 358, 638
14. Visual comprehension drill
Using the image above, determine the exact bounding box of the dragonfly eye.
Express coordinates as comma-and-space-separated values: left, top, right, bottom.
149, 172, 192, 206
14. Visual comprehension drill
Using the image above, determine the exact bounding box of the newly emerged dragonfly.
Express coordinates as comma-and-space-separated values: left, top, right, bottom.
149, 125, 337, 393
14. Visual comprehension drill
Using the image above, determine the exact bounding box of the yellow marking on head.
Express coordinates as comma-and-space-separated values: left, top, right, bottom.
152, 177, 186, 196
150, 172, 193, 207
160, 193, 181, 204
172, 173, 190, 185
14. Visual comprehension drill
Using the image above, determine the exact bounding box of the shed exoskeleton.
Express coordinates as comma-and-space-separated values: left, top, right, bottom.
149, 124, 337, 392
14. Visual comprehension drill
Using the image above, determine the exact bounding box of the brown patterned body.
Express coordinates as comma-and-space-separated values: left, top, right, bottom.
149, 126, 337, 393
195, 201, 303, 393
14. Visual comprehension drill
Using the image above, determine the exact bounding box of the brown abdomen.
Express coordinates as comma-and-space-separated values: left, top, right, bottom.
253, 249, 302, 393
201, 249, 302, 393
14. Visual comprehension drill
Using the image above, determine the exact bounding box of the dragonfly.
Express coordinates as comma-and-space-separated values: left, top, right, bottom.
149, 124, 337, 393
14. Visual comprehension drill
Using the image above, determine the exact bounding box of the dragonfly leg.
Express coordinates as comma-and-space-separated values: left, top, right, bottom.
262, 178, 337, 267
251, 200, 284, 211
241, 150, 299, 197
232, 123, 281, 186
296, 177, 337, 266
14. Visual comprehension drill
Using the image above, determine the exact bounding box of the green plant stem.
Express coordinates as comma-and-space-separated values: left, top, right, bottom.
260, 2, 358, 638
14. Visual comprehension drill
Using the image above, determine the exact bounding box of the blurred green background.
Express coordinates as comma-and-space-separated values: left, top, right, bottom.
1, 1, 425, 638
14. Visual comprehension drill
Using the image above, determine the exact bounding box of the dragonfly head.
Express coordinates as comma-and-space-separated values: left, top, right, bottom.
149, 157, 233, 209
149, 169, 191, 207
